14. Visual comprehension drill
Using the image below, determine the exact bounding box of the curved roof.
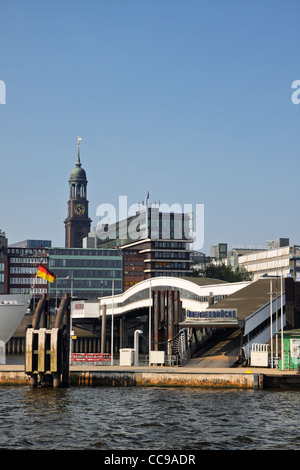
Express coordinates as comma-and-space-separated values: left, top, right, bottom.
98, 276, 251, 316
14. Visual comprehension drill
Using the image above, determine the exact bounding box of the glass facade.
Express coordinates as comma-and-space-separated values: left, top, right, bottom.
48, 248, 123, 300
9, 239, 52, 248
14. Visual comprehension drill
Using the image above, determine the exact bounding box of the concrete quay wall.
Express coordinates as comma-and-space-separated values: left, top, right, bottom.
70, 369, 261, 389
0, 365, 262, 389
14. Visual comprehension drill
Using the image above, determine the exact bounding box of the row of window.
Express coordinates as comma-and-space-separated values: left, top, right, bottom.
153, 241, 187, 249
50, 259, 121, 268
151, 272, 188, 277
50, 281, 122, 291
50, 249, 120, 257
8, 249, 48, 255
10, 267, 39, 274
54, 279, 122, 289
50, 269, 122, 279
10, 258, 47, 264
124, 260, 143, 266
10, 288, 47, 294
153, 262, 187, 269
153, 251, 189, 259
10, 277, 47, 285
124, 271, 143, 276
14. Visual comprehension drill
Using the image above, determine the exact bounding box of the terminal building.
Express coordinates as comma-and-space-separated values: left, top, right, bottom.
70, 274, 296, 364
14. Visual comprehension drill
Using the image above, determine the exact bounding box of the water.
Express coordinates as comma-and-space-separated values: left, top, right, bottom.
0, 386, 300, 451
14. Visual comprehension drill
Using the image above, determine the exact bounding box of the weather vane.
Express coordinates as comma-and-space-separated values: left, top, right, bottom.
77, 136, 82, 146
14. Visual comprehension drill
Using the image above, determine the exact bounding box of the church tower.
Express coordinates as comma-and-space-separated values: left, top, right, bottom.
64, 140, 92, 248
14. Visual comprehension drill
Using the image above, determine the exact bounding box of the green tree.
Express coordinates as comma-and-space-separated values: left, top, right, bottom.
194, 262, 253, 282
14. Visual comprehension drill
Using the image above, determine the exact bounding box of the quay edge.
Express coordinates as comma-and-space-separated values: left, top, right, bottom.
0, 365, 263, 389
0, 366, 300, 389
69, 370, 262, 389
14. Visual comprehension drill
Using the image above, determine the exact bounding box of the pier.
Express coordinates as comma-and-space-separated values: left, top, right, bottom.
1, 362, 300, 390
2, 279, 300, 390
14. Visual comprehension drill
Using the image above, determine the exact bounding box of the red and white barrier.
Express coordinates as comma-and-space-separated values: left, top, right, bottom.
71, 353, 111, 366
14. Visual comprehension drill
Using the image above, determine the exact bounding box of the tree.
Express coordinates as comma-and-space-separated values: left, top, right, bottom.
193, 262, 253, 282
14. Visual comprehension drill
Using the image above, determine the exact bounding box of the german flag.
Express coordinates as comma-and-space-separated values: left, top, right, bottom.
37, 264, 56, 283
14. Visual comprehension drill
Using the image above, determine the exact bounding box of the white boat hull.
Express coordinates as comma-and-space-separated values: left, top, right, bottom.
0, 294, 30, 344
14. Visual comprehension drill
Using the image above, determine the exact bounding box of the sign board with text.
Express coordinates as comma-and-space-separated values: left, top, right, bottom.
185, 308, 238, 325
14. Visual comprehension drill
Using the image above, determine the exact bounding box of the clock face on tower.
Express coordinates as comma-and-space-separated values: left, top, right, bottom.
74, 203, 86, 215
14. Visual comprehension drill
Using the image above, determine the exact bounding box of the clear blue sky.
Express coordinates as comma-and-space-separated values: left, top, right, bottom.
1, 0, 299, 254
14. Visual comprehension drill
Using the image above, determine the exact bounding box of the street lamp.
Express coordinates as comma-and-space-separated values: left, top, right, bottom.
269, 279, 274, 368
148, 279, 152, 366
281, 273, 284, 369
111, 280, 114, 366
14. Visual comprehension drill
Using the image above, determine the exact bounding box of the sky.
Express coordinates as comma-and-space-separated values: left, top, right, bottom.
0, 0, 299, 254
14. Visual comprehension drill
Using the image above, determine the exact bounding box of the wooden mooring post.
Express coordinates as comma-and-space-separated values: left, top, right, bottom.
25, 293, 71, 388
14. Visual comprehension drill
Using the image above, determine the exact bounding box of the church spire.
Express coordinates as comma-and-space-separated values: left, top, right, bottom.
76, 137, 82, 167
64, 137, 91, 248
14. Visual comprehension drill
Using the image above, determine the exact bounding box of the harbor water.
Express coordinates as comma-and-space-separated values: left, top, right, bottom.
0, 385, 300, 450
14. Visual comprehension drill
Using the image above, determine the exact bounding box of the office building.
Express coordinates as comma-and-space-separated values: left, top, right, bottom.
7, 241, 50, 296
86, 204, 194, 283
48, 247, 123, 301
233, 239, 300, 280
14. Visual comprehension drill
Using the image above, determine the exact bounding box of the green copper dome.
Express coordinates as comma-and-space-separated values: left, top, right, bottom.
69, 148, 87, 183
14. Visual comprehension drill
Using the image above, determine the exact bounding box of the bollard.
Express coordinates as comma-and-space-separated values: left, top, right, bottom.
25, 293, 71, 388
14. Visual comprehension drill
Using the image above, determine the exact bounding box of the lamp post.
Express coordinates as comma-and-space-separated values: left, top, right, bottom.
111, 280, 114, 366
281, 273, 284, 369
69, 272, 74, 362
148, 279, 152, 366
270, 279, 274, 368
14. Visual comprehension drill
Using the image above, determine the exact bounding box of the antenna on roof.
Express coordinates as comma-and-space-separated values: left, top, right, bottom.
145, 190, 149, 208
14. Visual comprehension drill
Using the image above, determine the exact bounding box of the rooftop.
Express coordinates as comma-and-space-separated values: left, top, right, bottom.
211, 278, 282, 320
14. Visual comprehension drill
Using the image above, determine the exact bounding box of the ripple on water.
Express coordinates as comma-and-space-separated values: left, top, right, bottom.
0, 387, 300, 450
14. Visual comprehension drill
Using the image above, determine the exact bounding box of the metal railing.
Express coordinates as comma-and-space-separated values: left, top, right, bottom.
71, 353, 111, 366
227, 347, 241, 367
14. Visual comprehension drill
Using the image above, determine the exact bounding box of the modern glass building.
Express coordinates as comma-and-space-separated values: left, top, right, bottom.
9, 239, 52, 249
48, 247, 123, 301
86, 206, 194, 280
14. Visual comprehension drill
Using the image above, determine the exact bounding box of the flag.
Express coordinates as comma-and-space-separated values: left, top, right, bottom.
77, 136, 82, 144
37, 265, 56, 283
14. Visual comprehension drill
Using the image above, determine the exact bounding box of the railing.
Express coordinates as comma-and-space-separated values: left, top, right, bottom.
227, 347, 241, 367
71, 353, 111, 366
177, 350, 191, 366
